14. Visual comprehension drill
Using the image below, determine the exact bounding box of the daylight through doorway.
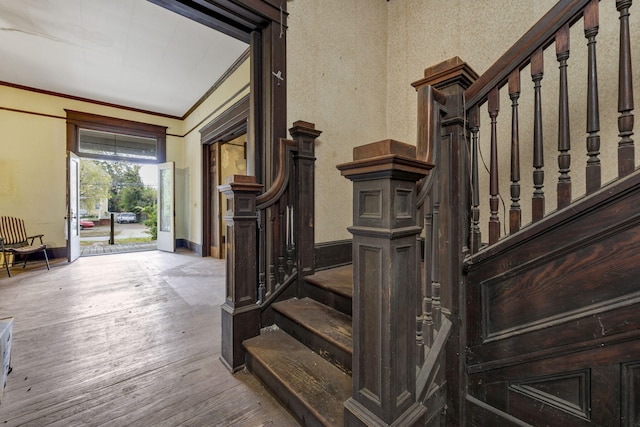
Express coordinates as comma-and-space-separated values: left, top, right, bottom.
78, 159, 158, 256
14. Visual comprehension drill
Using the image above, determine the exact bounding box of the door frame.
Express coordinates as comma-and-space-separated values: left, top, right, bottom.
201, 95, 249, 258
149, 0, 287, 186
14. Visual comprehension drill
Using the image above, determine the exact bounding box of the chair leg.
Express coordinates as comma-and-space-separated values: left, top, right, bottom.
2, 253, 11, 277
22, 254, 28, 269
43, 249, 50, 270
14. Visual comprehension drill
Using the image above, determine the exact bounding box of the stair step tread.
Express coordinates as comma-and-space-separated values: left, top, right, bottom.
273, 297, 352, 354
305, 264, 353, 299
244, 329, 351, 427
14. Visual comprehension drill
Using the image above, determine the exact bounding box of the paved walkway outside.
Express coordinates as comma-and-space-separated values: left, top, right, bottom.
80, 223, 156, 256
80, 241, 157, 256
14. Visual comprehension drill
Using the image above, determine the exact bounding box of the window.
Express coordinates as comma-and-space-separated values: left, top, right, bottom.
66, 110, 167, 164
79, 129, 158, 161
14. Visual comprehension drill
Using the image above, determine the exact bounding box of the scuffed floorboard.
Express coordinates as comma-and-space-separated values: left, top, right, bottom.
0, 250, 298, 426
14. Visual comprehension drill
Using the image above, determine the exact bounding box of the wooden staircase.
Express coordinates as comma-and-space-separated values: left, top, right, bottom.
244, 265, 353, 426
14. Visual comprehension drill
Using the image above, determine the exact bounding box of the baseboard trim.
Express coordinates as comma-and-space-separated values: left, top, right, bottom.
315, 239, 352, 271
178, 239, 202, 255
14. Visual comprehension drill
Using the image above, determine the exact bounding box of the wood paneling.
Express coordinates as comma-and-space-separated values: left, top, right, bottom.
465, 168, 640, 424
314, 240, 352, 270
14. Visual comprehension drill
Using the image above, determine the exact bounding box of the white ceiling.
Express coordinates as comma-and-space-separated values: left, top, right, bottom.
0, 0, 248, 117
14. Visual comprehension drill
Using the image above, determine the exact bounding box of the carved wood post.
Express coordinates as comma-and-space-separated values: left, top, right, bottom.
218, 175, 264, 372
290, 121, 322, 279
338, 139, 433, 427
413, 57, 478, 426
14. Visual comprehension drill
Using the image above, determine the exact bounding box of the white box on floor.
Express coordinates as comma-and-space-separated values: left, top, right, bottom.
0, 317, 14, 403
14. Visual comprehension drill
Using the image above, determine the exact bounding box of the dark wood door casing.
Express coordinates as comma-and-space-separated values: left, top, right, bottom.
201, 96, 249, 258
149, 0, 286, 185
151, 1, 287, 257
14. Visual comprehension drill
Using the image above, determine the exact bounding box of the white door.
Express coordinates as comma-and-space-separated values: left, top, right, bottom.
157, 162, 175, 252
67, 152, 81, 262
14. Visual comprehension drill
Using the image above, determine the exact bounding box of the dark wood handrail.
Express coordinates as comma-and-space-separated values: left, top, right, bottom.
256, 138, 297, 209
416, 85, 446, 208
465, 0, 592, 108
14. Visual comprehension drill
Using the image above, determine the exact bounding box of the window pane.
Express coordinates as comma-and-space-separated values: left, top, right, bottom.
79, 129, 157, 160
159, 168, 171, 232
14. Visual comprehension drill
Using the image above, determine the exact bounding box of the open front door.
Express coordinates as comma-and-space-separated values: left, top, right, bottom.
157, 162, 175, 253
67, 152, 80, 262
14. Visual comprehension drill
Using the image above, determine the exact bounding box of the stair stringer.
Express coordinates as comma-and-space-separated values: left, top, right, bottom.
416, 314, 452, 426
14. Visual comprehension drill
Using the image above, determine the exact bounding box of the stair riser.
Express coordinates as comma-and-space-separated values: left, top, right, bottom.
246, 352, 333, 427
275, 310, 352, 375
304, 282, 352, 316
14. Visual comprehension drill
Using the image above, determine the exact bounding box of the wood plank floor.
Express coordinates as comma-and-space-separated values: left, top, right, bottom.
0, 250, 299, 426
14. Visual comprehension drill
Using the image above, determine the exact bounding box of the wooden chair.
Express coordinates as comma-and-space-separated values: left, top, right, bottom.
0, 217, 50, 277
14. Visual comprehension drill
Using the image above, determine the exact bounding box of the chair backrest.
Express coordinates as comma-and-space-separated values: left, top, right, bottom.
0, 217, 28, 245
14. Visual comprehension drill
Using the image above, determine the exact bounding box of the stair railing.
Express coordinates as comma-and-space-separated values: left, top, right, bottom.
255, 121, 322, 305
415, 85, 447, 358
219, 120, 321, 372
413, 83, 454, 412
466, 0, 635, 254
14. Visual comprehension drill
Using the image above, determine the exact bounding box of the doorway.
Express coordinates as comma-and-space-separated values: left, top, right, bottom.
201, 95, 249, 259
78, 159, 158, 256
209, 134, 248, 259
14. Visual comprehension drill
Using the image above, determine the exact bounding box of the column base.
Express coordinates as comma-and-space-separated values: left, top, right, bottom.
344, 397, 428, 427
220, 302, 260, 372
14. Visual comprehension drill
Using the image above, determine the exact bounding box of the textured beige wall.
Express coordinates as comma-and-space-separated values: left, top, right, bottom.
0, 85, 181, 250
287, 0, 389, 243
466, 2, 639, 237
387, 0, 558, 144
288, 0, 639, 244
391, 0, 639, 238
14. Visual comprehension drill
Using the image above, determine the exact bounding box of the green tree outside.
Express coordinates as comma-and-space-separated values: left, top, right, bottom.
91, 161, 158, 240
80, 160, 111, 217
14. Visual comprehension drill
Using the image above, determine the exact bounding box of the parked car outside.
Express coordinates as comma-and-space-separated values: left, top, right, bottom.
79, 219, 94, 229
116, 212, 137, 224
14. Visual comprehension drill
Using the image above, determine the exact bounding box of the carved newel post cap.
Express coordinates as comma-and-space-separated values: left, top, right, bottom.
337, 139, 433, 182
289, 120, 322, 137
412, 56, 478, 91
226, 174, 255, 184
218, 175, 263, 194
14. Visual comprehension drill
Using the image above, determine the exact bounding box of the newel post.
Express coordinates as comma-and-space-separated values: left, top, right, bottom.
338, 140, 433, 426
290, 121, 322, 278
413, 56, 478, 426
218, 175, 264, 372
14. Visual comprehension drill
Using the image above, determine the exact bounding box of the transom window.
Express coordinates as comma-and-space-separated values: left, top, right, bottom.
79, 129, 158, 161
66, 110, 167, 164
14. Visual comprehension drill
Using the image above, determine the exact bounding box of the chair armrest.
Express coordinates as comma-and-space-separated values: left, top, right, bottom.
26, 234, 45, 245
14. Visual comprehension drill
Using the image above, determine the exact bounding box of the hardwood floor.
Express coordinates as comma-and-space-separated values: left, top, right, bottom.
0, 250, 299, 426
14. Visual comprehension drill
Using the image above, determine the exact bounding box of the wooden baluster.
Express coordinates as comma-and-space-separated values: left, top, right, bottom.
617, 0, 635, 177
422, 194, 433, 348
277, 206, 286, 285
268, 207, 275, 294
416, 235, 424, 361
488, 87, 500, 244
531, 49, 545, 221
508, 70, 522, 233
584, 0, 601, 194
556, 24, 572, 209
469, 106, 481, 253
286, 205, 294, 276
431, 162, 441, 332
257, 209, 266, 303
